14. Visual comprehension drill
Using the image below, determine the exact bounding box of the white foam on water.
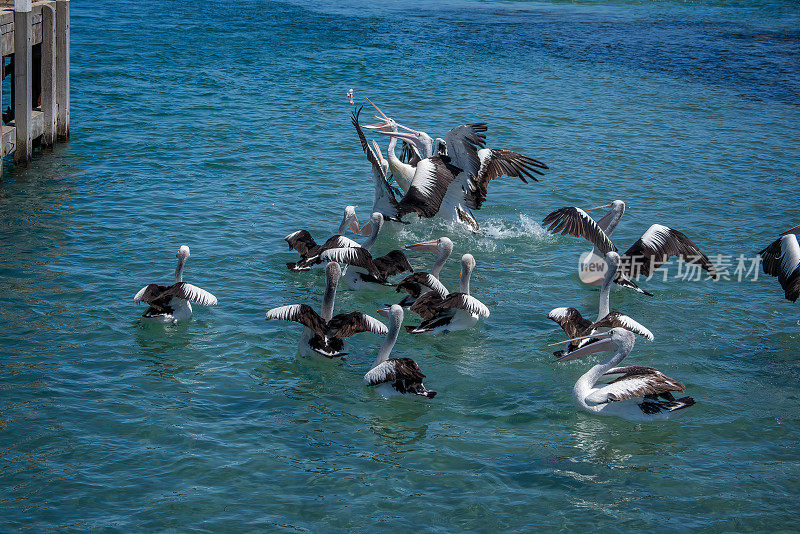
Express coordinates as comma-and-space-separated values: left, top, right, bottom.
479, 214, 550, 240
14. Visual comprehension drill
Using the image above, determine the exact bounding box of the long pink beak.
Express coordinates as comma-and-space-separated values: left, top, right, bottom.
780, 224, 800, 236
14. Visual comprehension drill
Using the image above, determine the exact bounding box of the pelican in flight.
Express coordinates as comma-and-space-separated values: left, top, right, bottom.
265, 262, 388, 358
284, 205, 361, 271
134, 245, 218, 323
321, 212, 414, 291
402, 253, 490, 334
554, 328, 694, 421
542, 206, 719, 284
759, 224, 800, 302
364, 304, 437, 398
395, 237, 454, 307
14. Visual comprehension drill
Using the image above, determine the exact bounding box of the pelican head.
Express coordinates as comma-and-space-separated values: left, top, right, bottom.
326, 260, 342, 282
176, 245, 190, 260
780, 224, 800, 236
553, 328, 633, 362
460, 253, 476, 276
405, 236, 453, 255
341, 205, 360, 234
358, 212, 384, 237
587, 200, 626, 213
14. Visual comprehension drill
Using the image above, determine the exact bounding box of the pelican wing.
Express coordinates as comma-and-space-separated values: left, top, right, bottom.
284, 229, 318, 258
464, 148, 547, 210
320, 247, 376, 272
353, 107, 400, 219
400, 140, 422, 166
364, 360, 396, 386
759, 235, 800, 302
133, 283, 170, 303
408, 291, 447, 320
444, 123, 487, 177
541, 207, 617, 254
265, 304, 326, 335
396, 157, 460, 219
167, 283, 218, 306
613, 272, 654, 296
590, 312, 654, 341
320, 235, 360, 251
327, 312, 388, 338
397, 273, 449, 299
587, 366, 686, 404
547, 307, 592, 339
436, 293, 490, 318
352, 107, 384, 177
364, 358, 426, 389
620, 224, 718, 279
372, 250, 414, 279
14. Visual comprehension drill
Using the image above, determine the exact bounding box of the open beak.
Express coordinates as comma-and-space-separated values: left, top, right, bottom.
550, 331, 615, 362
358, 219, 374, 237
405, 239, 440, 253
586, 204, 612, 211
362, 120, 394, 132
348, 215, 360, 234
779, 224, 800, 236
376, 307, 390, 318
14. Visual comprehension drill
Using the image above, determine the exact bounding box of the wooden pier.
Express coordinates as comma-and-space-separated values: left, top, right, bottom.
0, 0, 69, 169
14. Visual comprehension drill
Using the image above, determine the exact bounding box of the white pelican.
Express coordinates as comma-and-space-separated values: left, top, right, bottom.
133, 245, 218, 323
364, 304, 437, 398
284, 205, 361, 271
553, 328, 695, 421
395, 237, 454, 307
383, 122, 547, 230
265, 262, 388, 358
759, 224, 800, 302
403, 253, 490, 334
542, 206, 719, 283
321, 212, 414, 291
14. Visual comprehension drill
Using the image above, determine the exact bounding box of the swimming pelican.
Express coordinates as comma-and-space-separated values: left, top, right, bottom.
363, 304, 437, 398
759, 224, 800, 302
554, 328, 695, 421
395, 237, 454, 307
383, 122, 547, 230
133, 245, 218, 323
284, 205, 361, 271
321, 212, 414, 291
265, 262, 388, 358
404, 253, 490, 334
542, 207, 719, 283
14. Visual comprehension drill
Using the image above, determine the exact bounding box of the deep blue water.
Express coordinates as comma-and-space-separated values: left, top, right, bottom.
1, 0, 799, 531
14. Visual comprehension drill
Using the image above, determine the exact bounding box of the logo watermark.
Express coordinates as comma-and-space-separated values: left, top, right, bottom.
578, 252, 763, 285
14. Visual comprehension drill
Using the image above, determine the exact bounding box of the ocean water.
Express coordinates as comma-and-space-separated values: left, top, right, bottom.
1, 0, 799, 531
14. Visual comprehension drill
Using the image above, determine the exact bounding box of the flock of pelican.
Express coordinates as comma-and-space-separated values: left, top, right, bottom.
133, 100, 800, 422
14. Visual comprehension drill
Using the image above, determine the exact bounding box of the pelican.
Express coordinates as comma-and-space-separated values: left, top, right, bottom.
321, 212, 414, 291
554, 328, 695, 421
133, 245, 218, 323
394, 237, 454, 308
542, 206, 719, 284
382, 122, 547, 230
284, 205, 361, 271
265, 262, 388, 358
759, 224, 800, 302
578, 200, 626, 276
363, 304, 437, 398
403, 253, 490, 334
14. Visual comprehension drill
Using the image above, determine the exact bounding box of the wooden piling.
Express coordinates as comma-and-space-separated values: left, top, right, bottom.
13, 0, 32, 164
55, 0, 67, 140
40, 2, 55, 146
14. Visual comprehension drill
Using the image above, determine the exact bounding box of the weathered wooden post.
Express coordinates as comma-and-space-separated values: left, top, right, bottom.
41, 3, 56, 147
55, 0, 68, 141
14, 0, 32, 164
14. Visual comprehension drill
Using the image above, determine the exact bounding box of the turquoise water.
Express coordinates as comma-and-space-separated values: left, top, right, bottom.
2, 0, 799, 530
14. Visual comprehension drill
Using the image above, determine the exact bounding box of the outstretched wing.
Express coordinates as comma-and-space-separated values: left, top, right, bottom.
284, 230, 318, 258
444, 123, 487, 177
320, 247, 376, 272
588, 366, 686, 404
590, 312, 654, 341
364, 360, 396, 386
373, 250, 414, 279
619, 224, 718, 279
265, 304, 326, 335
396, 157, 461, 219
167, 283, 218, 306
327, 312, 388, 338
436, 293, 490, 318
541, 207, 617, 254
396, 272, 450, 299
464, 148, 547, 210
134, 283, 170, 303
547, 307, 592, 339
759, 235, 800, 302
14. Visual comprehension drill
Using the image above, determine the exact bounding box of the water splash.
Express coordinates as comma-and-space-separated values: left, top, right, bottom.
479, 214, 550, 240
